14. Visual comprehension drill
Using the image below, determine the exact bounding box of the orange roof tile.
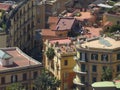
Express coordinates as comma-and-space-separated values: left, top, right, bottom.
0, 3, 11, 11
75, 12, 94, 21
55, 17, 75, 31
83, 27, 102, 38
42, 29, 56, 36
0, 47, 41, 70
48, 17, 59, 24
49, 38, 71, 44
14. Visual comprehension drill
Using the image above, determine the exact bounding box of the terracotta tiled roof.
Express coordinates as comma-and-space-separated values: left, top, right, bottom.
49, 38, 71, 44
55, 17, 75, 30
48, 17, 59, 24
0, 3, 11, 11
83, 27, 102, 38
0, 47, 41, 70
41, 29, 56, 36
75, 12, 94, 21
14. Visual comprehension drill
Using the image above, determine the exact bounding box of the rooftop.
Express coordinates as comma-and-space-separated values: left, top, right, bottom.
48, 16, 59, 24
47, 38, 76, 56
92, 81, 115, 87
41, 29, 56, 36
0, 47, 41, 71
55, 17, 75, 31
75, 11, 95, 21
0, 3, 12, 11
83, 27, 102, 38
49, 38, 71, 44
92, 81, 120, 89
78, 37, 120, 50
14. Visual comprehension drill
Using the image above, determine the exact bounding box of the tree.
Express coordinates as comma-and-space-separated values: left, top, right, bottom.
46, 47, 55, 60
101, 67, 112, 81
6, 83, 25, 90
34, 69, 61, 90
114, 74, 120, 81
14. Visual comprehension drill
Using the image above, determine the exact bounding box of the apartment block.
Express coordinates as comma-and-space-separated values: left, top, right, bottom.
0, 47, 42, 90
44, 38, 76, 90
0, 0, 36, 53
73, 36, 120, 90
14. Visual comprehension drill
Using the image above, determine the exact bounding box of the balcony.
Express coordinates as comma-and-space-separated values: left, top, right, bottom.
73, 78, 86, 86
73, 66, 87, 75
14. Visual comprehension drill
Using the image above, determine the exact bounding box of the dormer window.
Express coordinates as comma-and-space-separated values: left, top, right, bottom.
0, 50, 13, 66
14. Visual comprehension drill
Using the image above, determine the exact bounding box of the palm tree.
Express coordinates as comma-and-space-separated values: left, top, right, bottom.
34, 69, 61, 90
6, 83, 25, 90
101, 67, 112, 81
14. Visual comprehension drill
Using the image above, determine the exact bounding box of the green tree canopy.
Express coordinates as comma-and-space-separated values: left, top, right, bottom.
101, 67, 113, 81
46, 47, 55, 60
6, 83, 25, 90
34, 69, 61, 90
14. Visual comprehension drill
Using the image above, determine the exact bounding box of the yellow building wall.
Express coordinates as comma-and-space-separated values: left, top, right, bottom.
55, 30, 69, 37
0, 67, 42, 90
76, 50, 120, 90
60, 55, 76, 90
0, 33, 7, 48
103, 13, 120, 25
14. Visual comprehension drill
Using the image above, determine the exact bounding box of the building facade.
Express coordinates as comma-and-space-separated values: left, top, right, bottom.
44, 38, 76, 90
0, 47, 43, 90
36, 0, 45, 29
73, 37, 120, 90
0, 0, 36, 53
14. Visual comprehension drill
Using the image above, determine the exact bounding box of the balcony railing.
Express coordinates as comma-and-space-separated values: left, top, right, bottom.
73, 66, 87, 74
73, 78, 86, 86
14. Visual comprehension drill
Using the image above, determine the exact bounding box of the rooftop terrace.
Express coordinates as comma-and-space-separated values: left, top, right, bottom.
0, 47, 41, 71
77, 37, 120, 50
47, 38, 76, 56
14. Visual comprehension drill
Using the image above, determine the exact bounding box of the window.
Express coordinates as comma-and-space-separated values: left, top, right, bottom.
33, 71, 38, 79
92, 65, 97, 72
81, 64, 86, 72
81, 76, 85, 83
92, 77, 96, 83
11, 75, 17, 83
64, 60, 68, 66
101, 54, 108, 61
1, 77, 5, 84
117, 53, 120, 60
80, 52, 87, 61
23, 73, 27, 80
91, 53, 98, 60
117, 65, 120, 72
